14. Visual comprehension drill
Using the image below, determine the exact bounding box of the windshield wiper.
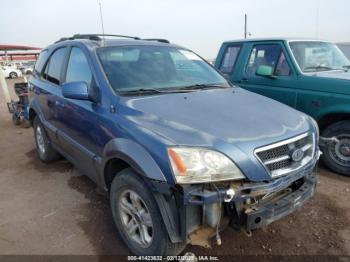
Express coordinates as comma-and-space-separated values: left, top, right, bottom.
304, 65, 348, 72
304, 65, 333, 71
176, 83, 229, 90
118, 88, 195, 96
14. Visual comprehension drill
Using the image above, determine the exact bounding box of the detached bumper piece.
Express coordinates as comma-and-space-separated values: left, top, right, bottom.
244, 174, 316, 230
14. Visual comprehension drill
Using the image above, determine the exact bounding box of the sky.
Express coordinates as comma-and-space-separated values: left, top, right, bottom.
0, 0, 349, 58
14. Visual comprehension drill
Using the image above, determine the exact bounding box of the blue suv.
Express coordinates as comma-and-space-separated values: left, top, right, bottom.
29, 34, 320, 256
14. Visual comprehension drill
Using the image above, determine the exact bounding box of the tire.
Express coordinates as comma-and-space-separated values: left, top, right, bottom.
321, 120, 350, 176
110, 168, 186, 256
9, 72, 18, 79
12, 114, 21, 126
33, 116, 60, 163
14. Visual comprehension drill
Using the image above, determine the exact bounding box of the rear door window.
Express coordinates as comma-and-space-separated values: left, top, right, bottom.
43, 47, 67, 85
219, 45, 241, 74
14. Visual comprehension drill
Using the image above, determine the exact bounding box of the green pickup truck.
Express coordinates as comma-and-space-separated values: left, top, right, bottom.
215, 38, 350, 176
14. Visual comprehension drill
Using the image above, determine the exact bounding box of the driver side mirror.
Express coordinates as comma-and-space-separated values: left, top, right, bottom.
62, 81, 90, 100
256, 65, 276, 79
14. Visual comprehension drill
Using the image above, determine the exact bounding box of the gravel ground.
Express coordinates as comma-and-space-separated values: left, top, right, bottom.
0, 78, 349, 261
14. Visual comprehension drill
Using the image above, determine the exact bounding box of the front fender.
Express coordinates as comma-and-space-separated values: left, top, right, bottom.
102, 138, 167, 183
316, 105, 350, 121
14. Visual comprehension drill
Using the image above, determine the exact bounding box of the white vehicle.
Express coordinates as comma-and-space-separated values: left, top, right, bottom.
1, 67, 23, 78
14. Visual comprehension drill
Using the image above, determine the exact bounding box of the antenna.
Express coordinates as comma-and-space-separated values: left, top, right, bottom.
98, 1, 105, 45
244, 14, 247, 39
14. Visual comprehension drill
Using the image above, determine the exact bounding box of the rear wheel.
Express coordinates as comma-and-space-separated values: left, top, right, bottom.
33, 117, 60, 163
110, 168, 186, 256
322, 120, 350, 176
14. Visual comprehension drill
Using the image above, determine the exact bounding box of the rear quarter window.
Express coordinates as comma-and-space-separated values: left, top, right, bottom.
34, 50, 49, 75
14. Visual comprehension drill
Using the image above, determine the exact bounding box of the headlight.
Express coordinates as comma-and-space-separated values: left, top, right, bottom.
167, 147, 245, 184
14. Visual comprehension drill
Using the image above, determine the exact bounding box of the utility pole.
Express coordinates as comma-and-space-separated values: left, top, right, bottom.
244, 14, 247, 39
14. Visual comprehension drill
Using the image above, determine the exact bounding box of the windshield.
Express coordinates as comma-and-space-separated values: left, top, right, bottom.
289, 41, 350, 72
97, 45, 229, 92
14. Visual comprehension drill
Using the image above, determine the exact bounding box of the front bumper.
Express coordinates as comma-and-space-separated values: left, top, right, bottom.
182, 160, 317, 232
245, 174, 316, 230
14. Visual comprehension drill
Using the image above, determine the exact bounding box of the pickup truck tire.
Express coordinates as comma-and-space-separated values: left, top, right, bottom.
322, 120, 350, 176
33, 117, 61, 163
110, 168, 186, 256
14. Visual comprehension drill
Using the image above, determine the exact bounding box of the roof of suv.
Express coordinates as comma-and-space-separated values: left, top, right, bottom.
49, 34, 182, 50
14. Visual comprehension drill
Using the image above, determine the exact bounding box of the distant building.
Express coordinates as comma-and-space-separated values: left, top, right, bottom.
337, 43, 350, 60
0, 45, 41, 62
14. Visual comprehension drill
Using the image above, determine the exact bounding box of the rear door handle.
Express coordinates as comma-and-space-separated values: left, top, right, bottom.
55, 100, 65, 108
239, 78, 248, 83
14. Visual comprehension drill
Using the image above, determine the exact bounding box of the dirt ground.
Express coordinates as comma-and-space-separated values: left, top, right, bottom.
0, 78, 349, 260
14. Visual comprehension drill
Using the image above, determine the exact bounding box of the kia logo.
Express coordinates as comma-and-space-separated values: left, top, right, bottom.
291, 149, 304, 162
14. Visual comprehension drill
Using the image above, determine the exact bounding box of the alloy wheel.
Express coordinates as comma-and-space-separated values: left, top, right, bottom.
118, 190, 154, 248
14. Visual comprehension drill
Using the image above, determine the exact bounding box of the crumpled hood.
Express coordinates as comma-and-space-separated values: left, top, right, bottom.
120, 88, 311, 148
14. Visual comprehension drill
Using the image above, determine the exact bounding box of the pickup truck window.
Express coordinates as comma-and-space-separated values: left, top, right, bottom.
43, 47, 67, 85
98, 46, 227, 92
289, 41, 350, 72
65, 47, 92, 86
219, 45, 241, 73
275, 52, 291, 76
246, 44, 291, 76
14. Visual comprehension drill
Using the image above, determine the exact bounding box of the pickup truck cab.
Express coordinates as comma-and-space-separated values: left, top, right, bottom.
215, 38, 350, 175
29, 34, 319, 256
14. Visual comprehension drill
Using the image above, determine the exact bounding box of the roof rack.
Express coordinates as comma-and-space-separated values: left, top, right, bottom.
143, 38, 170, 44
74, 34, 141, 40
55, 34, 170, 44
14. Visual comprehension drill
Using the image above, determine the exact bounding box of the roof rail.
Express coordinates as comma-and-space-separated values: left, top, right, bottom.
73, 34, 141, 40
143, 38, 170, 44
54, 34, 170, 44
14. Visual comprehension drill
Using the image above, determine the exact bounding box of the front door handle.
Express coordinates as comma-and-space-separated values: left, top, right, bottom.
55, 100, 65, 108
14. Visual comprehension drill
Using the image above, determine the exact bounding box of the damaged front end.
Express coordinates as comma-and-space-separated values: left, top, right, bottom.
179, 160, 317, 248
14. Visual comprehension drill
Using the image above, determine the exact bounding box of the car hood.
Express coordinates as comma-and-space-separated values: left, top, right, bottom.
120, 87, 311, 147
119, 88, 313, 181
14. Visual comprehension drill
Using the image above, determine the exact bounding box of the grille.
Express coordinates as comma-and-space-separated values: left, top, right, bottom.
255, 133, 314, 177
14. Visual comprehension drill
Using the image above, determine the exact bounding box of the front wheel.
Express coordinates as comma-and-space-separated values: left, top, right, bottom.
322, 120, 350, 176
110, 168, 186, 256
